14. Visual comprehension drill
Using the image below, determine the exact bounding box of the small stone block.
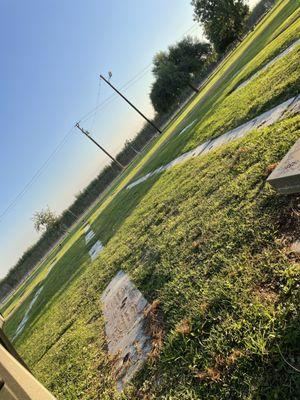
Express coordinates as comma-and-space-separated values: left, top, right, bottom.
267, 138, 300, 194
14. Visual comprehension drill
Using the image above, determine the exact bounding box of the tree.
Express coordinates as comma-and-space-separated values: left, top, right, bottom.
191, 0, 249, 53
32, 206, 57, 233
151, 63, 188, 113
150, 37, 213, 113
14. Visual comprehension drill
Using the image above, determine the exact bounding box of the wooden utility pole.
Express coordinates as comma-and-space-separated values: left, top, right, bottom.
75, 123, 124, 170
100, 74, 162, 134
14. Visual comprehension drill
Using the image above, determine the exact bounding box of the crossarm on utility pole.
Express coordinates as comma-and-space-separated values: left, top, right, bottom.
75, 123, 124, 170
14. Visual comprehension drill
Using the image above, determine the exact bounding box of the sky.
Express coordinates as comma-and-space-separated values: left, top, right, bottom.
0, 0, 260, 278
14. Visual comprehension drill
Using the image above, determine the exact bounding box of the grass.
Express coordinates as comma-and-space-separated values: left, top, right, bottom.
13, 115, 300, 399
136, 12, 300, 175
0, 132, 160, 319
3, 1, 300, 398
0, 221, 82, 319
128, 0, 300, 179
4, 233, 89, 342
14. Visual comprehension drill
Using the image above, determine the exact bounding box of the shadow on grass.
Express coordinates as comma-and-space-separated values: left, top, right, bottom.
91, 173, 163, 245
5, 233, 89, 343
5, 172, 163, 344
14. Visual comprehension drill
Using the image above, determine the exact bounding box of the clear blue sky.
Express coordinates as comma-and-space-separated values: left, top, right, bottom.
0, 0, 258, 278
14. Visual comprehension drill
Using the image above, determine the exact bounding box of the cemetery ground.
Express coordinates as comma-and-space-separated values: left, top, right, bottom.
2, 0, 300, 398
2, 0, 299, 323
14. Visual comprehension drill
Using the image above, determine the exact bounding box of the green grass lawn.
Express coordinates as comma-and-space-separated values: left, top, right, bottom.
0, 133, 160, 319
3, 1, 300, 398
128, 0, 300, 180
15, 115, 300, 399
136, 10, 300, 176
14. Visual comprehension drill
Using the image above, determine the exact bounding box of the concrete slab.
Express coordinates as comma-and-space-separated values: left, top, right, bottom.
267, 138, 300, 194
284, 94, 300, 117
255, 98, 295, 129
126, 95, 299, 190
101, 271, 152, 391
178, 119, 197, 136
291, 241, 300, 254
13, 286, 43, 340
127, 172, 155, 189
85, 230, 95, 244
235, 38, 300, 91
89, 241, 103, 261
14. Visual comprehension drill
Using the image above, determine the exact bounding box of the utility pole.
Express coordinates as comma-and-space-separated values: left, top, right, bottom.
100, 74, 162, 135
75, 123, 124, 170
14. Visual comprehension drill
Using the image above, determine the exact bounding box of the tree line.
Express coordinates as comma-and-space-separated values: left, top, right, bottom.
0, 115, 169, 302
0, 0, 276, 303
151, 0, 275, 113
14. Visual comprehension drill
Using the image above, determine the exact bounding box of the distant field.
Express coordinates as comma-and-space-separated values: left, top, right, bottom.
3, 1, 300, 399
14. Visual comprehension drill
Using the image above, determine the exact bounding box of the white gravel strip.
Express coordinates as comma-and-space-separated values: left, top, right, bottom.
12, 286, 44, 340
127, 95, 300, 190
89, 241, 104, 261
85, 230, 96, 244
235, 38, 300, 92
83, 224, 91, 233
178, 119, 197, 136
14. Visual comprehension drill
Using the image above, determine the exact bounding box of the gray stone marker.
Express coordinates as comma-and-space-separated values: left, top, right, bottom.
89, 240, 103, 261
85, 230, 95, 244
267, 138, 300, 194
101, 270, 152, 391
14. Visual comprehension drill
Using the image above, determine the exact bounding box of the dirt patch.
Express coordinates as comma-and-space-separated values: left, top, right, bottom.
175, 318, 192, 335
278, 194, 300, 248
144, 300, 165, 360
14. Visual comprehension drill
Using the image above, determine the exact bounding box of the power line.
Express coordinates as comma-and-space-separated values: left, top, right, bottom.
79, 64, 154, 124
100, 74, 162, 134
0, 127, 74, 223
75, 123, 124, 169
79, 23, 199, 124
0, 23, 200, 223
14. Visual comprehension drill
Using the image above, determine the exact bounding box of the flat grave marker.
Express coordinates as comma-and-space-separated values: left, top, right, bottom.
179, 119, 197, 136
83, 224, 91, 233
89, 241, 103, 261
101, 270, 152, 391
85, 230, 95, 244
